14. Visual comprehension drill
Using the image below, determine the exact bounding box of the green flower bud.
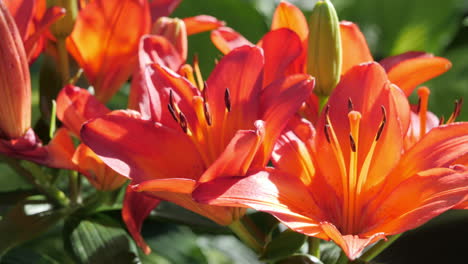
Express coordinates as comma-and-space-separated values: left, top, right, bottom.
49, 0, 78, 38
307, 0, 342, 97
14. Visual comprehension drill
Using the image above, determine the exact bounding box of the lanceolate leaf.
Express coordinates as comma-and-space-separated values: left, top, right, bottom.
64, 214, 140, 264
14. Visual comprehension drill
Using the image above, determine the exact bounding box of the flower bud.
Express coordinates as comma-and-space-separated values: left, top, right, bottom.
307, 0, 342, 97
0, 2, 31, 139
48, 0, 78, 38
152, 17, 188, 61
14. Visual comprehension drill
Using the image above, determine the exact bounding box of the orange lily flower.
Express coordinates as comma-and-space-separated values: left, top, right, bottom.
67, 0, 224, 103
56, 84, 127, 191
194, 62, 468, 260
211, 1, 451, 122
67, 0, 151, 103
4, 0, 65, 63
80, 45, 314, 253
0, 2, 74, 169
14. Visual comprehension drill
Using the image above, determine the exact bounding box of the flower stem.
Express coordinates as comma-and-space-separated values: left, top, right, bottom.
359, 234, 401, 262
57, 38, 70, 85
1, 156, 69, 207
319, 95, 329, 112
229, 218, 263, 253
308, 237, 321, 258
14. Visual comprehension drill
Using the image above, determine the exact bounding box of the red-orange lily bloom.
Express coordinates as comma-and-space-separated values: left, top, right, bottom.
212, 1, 451, 122
67, 0, 224, 103
194, 62, 468, 260
56, 84, 128, 191
0, 2, 73, 169
4, 0, 65, 63
80, 45, 314, 253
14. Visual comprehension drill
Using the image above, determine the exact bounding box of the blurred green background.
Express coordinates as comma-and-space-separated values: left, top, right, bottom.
1, 0, 468, 263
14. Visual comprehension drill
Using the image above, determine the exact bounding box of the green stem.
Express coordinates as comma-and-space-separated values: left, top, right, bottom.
229, 218, 263, 253
1, 156, 69, 207
308, 237, 321, 258
69, 171, 80, 206
57, 38, 70, 84
359, 234, 401, 262
318, 95, 329, 112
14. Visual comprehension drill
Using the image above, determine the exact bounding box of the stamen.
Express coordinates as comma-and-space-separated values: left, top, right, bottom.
193, 54, 204, 91
417, 87, 430, 138
224, 88, 231, 112
347, 110, 361, 233
180, 64, 197, 87
375, 106, 387, 141
324, 124, 331, 143
348, 98, 354, 112
447, 98, 463, 124
168, 90, 179, 123
168, 103, 179, 123
349, 134, 357, 152
439, 116, 445, 126
179, 112, 188, 133
204, 102, 212, 126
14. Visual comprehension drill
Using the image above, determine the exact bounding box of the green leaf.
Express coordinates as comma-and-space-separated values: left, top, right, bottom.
319, 241, 342, 264
144, 221, 208, 264
64, 214, 140, 264
197, 234, 260, 264
0, 247, 59, 264
0, 164, 32, 192
260, 229, 307, 261
276, 254, 324, 264
0, 198, 66, 255
337, 0, 465, 57
150, 202, 229, 234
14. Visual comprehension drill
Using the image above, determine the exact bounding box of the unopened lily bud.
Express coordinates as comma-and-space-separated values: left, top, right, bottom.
49, 0, 78, 38
152, 17, 188, 61
307, 0, 342, 97
0, 2, 31, 139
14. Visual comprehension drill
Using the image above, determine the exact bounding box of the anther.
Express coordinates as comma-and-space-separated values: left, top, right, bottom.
375, 106, 387, 141
203, 102, 212, 126
348, 98, 354, 112
349, 134, 357, 152
224, 88, 231, 112
324, 124, 331, 143
168, 103, 179, 123
179, 112, 188, 133
168, 90, 179, 123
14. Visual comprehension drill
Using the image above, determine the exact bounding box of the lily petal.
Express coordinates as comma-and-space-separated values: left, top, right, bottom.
272, 117, 316, 186
210, 27, 253, 55
67, 0, 150, 102
258, 74, 315, 166
364, 166, 468, 236
339, 21, 373, 74
149, 0, 181, 23
133, 178, 196, 193
261, 28, 303, 87
183, 15, 225, 35
198, 124, 264, 183
72, 143, 127, 191
80, 110, 205, 183
320, 222, 385, 260
385, 122, 468, 189
194, 169, 324, 236
56, 85, 110, 137
206, 46, 264, 148
122, 186, 161, 254
271, 1, 308, 43
380, 51, 452, 96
